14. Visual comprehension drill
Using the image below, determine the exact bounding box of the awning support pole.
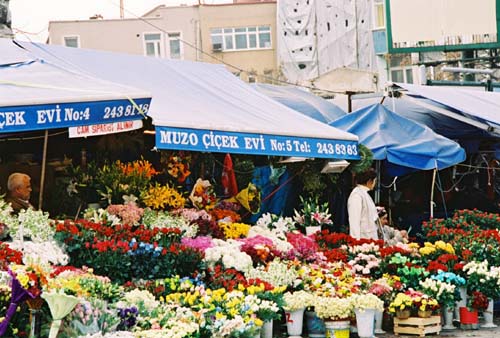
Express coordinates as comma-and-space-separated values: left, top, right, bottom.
38, 130, 48, 210
430, 168, 437, 219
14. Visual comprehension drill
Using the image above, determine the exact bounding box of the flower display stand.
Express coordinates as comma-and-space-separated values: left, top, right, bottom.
393, 316, 441, 337
442, 306, 455, 330
481, 299, 497, 328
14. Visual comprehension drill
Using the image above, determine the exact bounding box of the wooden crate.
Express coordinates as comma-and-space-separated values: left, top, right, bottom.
393, 315, 441, 337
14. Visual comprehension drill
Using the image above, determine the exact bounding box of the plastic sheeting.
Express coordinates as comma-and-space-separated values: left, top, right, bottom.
0, 38, 152, 133
278, 0, 377, 84
251, 83, 346, 124
394, 83, 500, 135
330, 103, 466, 172
17, 40, 360, 159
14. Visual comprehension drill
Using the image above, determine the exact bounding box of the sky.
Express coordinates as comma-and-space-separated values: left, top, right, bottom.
9, 0, 205, 43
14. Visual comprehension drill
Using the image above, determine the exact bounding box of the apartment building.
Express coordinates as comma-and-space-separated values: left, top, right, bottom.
48, 2, 278, 84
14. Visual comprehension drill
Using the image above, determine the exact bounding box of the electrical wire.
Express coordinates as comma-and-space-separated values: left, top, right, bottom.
0, 130, 67, 142
380, 176, 398, 189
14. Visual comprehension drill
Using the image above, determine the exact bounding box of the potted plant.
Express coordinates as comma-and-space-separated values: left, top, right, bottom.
293, 196, 332, 235
388, 293, 414, 319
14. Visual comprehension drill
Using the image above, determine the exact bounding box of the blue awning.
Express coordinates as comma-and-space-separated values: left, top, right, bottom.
16, 40, 359, 160
330, 104, 466, 172
393, 83, 500, 136
0, 39, 152, 133
251, 83, 346, 124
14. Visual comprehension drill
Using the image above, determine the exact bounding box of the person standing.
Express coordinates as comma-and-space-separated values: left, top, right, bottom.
5, 173, 35, 214
347, 168, 379, 240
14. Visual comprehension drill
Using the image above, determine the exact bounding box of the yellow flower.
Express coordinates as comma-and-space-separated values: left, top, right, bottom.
219, 222, 250, 239
142, 183, 185, 210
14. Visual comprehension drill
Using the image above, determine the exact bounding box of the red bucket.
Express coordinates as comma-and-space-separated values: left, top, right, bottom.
459, 307, 478, 324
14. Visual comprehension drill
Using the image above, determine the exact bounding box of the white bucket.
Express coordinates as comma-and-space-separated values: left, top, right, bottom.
285, 308, 305, 337
354, 308, 375, 338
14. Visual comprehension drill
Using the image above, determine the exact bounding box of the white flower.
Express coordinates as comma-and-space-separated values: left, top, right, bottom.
283, 290, 314, 311
9, 239, 69, 265
11, 209, 53, 242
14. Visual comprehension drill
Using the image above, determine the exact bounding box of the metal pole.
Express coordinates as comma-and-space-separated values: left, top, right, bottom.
38, 130, 48, 210
375, 160, 381, 204
430, 168, 437, 219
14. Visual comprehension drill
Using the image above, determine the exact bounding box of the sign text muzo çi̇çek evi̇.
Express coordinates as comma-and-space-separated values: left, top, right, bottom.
157, 127, 359, 159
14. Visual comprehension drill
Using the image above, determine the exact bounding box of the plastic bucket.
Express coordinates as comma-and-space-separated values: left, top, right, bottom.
324, 320, 350, 338
459, 307, 478, 324
305, 311, 326, 337
355, 308, 375, 338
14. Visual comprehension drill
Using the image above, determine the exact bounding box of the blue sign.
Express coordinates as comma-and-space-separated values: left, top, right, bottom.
155, 126, 360, 159
0, 98, 151, 133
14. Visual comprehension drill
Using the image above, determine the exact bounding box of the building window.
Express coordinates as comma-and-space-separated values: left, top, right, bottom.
167, 32, 182, 59
144, 33, 163, 57
389, 54, 414, 83
210, 25, 272, 52
63, 36, 79, 48
373, 0, 385, 29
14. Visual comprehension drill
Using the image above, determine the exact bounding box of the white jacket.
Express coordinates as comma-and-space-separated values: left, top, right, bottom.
347, 185, 379, 240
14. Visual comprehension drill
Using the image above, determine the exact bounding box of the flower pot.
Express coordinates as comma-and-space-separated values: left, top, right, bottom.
442, 306, 455, 330
459, 307, 478, 325
305, 311, 325, 337
261, 320, 273, 338
418, 310, 432, 318
285, 308, 305, 337
324, 320, 350, 338
481, 299, 497, 328
374, 309, 386, 334
354, 308, 375, 338
305, 226, 321, 236
395, 309, 411, 319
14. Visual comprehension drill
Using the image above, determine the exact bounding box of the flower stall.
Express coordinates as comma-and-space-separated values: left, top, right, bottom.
1, 158, 500, 337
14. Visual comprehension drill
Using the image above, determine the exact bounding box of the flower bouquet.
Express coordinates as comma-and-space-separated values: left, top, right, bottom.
165, 153, 191, 184
313, 296, 354, 321
189, 178, 218, 210
351, 293, 384, 311
141, 183, 186, 210
467, 290, 489, 311
293, 196, 332, 234
227, 183, 261, 214
463, 260, 500, 300
419, 278, 456, 310
283, 290, 314, 312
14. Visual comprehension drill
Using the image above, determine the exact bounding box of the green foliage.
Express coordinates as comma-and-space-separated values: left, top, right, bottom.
349, 144, 373, 174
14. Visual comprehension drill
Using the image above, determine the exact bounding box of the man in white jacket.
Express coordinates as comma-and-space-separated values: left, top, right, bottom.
347, 168, 379, 240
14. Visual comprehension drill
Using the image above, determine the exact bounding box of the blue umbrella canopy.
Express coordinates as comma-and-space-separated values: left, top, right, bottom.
330, 103, 466, 172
